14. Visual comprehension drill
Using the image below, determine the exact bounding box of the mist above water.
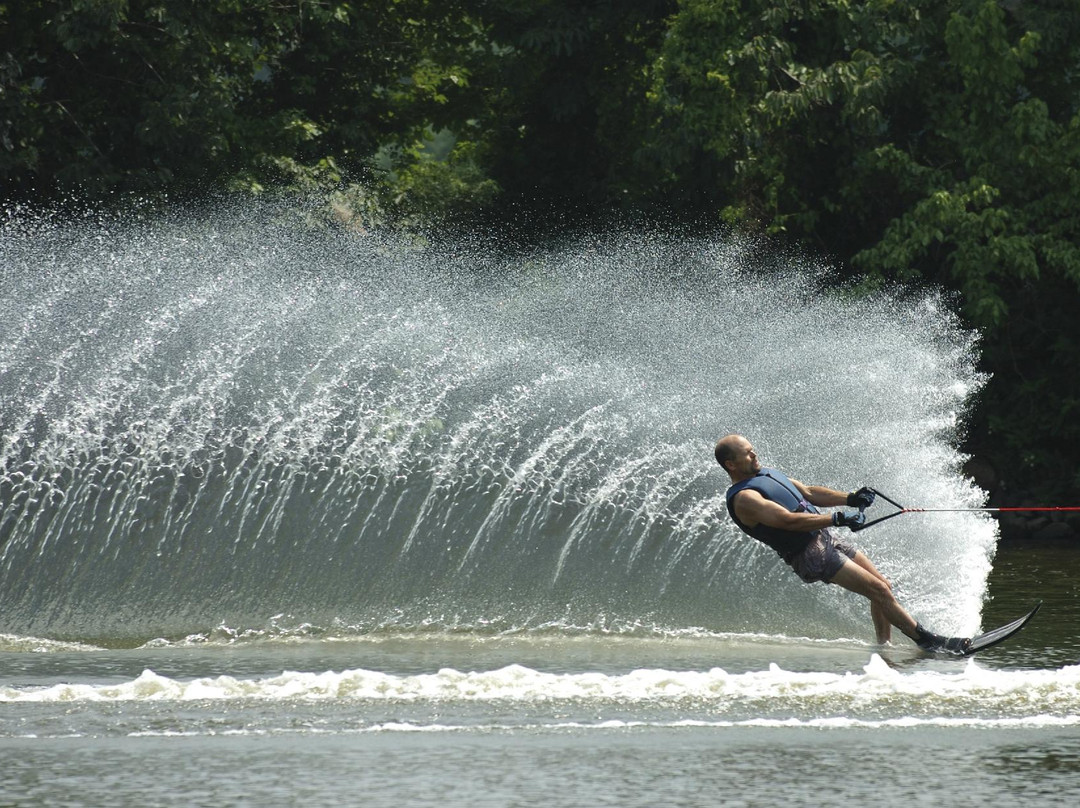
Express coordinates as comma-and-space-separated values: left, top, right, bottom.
0, 200, 993, 642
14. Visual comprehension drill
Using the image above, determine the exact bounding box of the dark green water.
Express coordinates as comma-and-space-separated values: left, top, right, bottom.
983, 539, 1080, 668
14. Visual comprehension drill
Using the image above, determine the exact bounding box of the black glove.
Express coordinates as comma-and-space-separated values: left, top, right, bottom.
832, 510, 866, 531
846, 486, 875, 510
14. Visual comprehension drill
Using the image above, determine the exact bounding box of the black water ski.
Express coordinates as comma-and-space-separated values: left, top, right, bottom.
918, 602, 1041, 656
962, 601, 1042, 655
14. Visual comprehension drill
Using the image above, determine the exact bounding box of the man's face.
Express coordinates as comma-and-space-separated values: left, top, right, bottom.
729, 439, 761, 476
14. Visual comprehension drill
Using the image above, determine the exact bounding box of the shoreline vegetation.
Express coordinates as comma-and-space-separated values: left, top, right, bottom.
4, 1, 1079, 532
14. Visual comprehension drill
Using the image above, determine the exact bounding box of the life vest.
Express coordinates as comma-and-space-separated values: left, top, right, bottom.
725, 467, 820, 560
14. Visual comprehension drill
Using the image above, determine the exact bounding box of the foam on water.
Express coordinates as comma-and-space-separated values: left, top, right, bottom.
0, 633, 102, 653
0, 199, 992, 641
4, 657, 1078, 729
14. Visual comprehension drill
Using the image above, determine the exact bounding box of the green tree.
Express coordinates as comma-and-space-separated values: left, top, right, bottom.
458, 0, 675, 211
647, 0, 1080, 496
0, 0, 495, 218
5, 0, 1080, 497
854, 1, 1080, 491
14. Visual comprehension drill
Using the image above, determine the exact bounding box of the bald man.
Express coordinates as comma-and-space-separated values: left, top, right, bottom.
715, 434, 967, 652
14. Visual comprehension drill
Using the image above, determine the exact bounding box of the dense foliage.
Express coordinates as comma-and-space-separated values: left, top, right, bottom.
3, 0, 1079, 501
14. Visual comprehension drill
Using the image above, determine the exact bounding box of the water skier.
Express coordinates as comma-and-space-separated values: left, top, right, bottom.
715, 434, 967, 653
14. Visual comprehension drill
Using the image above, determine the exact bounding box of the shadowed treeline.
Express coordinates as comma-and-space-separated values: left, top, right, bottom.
3, 1, 1079, 513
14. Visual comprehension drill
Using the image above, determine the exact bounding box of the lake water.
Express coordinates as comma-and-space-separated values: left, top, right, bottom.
3, 540, 1078, 807
1, 202, 1074, 806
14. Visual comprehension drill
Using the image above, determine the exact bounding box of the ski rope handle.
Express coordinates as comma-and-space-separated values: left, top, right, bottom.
857, 488, 1080, 530
857, 488, 908, 530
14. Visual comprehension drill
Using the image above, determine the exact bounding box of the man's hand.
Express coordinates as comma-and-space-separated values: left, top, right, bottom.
832, 510, 866, 531
846, 486, 875, 510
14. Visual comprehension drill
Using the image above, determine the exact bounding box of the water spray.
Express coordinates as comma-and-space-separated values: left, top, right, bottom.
0, 200, 998, 638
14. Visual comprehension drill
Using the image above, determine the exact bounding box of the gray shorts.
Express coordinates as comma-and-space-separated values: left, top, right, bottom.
788, 530, 857, 583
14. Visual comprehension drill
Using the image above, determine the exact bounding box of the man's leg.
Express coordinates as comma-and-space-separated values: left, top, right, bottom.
829, 554, 919, 643
849, 551, 894, 644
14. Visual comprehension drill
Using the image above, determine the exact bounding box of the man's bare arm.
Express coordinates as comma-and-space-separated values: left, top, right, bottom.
732, 489, 834, 531
789, 478, 849, 509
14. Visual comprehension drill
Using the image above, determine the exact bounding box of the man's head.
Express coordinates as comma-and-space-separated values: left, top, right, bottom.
714, 434, 760, 480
